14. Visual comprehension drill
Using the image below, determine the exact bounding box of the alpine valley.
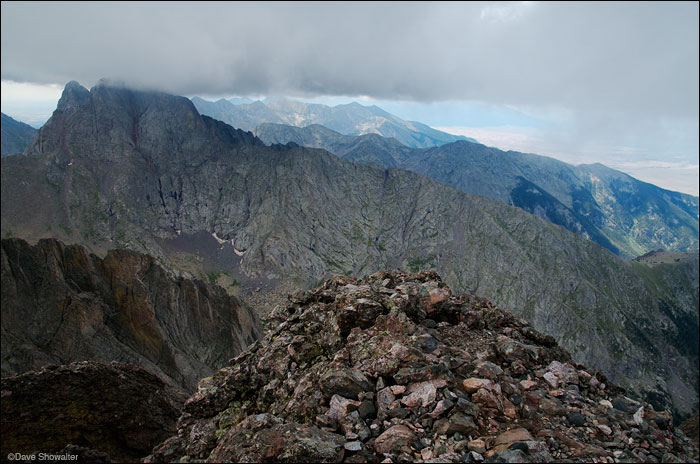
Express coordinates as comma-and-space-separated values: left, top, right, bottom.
1, 81, 698, 462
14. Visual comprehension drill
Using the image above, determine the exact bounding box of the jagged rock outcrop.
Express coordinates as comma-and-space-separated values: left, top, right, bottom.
1, 81, 697, 420
146, 271, 699, 463
1, 361, 187, 462
1, 238, 261, 391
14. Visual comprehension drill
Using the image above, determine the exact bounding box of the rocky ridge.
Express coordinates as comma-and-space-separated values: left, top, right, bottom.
253, 123, 699, 259
146, 271, 699, 463
1, 237, 262, 392
1, 361, 187, 463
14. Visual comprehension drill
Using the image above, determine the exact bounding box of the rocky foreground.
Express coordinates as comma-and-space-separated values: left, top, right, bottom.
1, 362, 187, 462
146, 271, 699, 463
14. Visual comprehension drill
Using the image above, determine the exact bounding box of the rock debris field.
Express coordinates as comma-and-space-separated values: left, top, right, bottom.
147, 271, 699, 463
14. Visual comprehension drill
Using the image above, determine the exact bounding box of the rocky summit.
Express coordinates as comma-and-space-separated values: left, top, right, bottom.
146, 271, 698, 463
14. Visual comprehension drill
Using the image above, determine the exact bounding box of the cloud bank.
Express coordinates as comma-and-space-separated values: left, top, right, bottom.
1, 2, 697, 195
2, 2, 696, 112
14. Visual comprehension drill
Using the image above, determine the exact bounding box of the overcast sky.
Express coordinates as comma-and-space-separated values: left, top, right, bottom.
2, 1, 698, 195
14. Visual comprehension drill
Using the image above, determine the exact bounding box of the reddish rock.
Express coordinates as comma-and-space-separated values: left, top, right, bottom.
462, 378, 493, 394
401, 381, 438, 408
546, 361, 579, 386
492, 428, 535, 453
429, 287, 451, 306
428, 399, 453, 419
519, 379, 538, 391
543, 372, 559, 389
468, 439, 486, 453
141, 271, 700, 463
390, 385, 407, 395
472, 387, 501, 410
376, 387, 396, 420
208, 416, 345, 462
374, 425, 416, 455
327, 395, 361, 423
473, 361, 503, 380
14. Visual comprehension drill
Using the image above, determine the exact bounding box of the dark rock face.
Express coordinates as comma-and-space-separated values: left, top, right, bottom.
1, 112, 37, 157
1, 238, 261, 391
681, 414, 699, 445
146, 271, 699, 463
1, 81, 697, 420
0, 361, 187, 462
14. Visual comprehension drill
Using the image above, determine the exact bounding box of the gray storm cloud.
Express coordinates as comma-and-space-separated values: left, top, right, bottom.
2, 2, 697, 114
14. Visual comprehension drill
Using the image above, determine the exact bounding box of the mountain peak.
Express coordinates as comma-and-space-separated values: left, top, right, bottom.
56, 80, 90, 114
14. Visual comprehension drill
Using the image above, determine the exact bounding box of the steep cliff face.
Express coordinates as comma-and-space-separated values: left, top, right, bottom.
1, 238, 261, 391
1, 361, 187, 462
146, 271, 699, 463
1, 81, 697, 420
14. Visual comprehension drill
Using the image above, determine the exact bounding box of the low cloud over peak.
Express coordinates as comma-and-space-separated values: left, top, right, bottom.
2, 2, 697, 195
2, 2, 697, 115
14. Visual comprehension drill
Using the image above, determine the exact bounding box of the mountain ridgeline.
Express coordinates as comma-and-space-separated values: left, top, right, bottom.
0, 81, 698, 421
1, 112, 38, 157
254, 122, 699, 259
191, 96, 476, 149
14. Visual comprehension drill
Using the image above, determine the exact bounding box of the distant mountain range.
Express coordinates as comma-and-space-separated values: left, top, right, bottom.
1, 81, 697, 421
254, 123, 699, 259
1, 112, 37, 157
191, 96, 476, 148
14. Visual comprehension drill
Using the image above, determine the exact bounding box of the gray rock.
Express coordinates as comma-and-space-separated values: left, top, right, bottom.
320, 368, 373, 400
612, 397, 629, 413
344, 441, 363, 452
358, 400, 376, 419
496, 448, 529, 463
435, 411, 477, 436
567, 412, 586, 427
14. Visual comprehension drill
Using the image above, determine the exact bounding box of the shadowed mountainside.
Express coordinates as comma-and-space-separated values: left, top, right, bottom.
254, 122, 699, 259
1, 112, 38, 157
